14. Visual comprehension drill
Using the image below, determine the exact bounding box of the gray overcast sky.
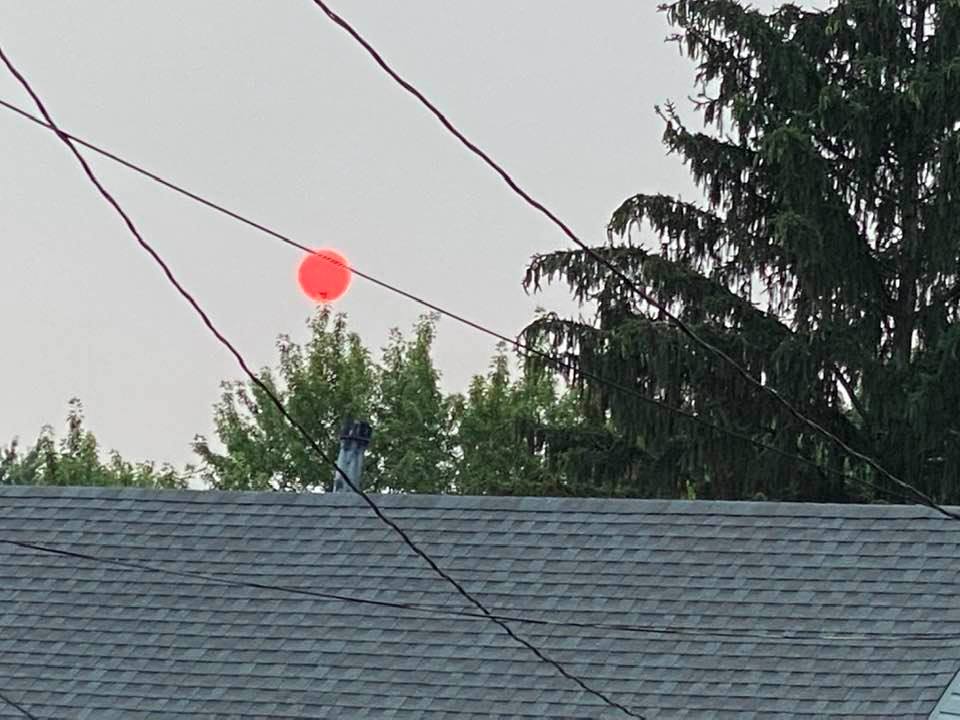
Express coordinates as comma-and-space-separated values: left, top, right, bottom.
0, 1, 786, 470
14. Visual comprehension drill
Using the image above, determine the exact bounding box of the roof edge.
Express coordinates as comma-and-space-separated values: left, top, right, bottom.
0, 485, 953, 519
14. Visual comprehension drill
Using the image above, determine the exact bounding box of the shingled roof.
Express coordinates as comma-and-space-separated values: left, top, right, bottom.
2, 486, 960, 719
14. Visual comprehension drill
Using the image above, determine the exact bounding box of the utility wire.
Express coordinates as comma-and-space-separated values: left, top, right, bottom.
0, 46, 644, 720
4, 536, 959, 646
0, 689, 40, 720
306, 1, 959, 520
0, 97, 918, 508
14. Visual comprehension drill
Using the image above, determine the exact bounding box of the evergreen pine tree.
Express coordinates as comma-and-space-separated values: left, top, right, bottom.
523, 0, 960, 502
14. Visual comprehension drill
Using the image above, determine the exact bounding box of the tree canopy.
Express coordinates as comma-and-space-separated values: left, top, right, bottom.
450, 346, 577, 496
522, 0, 960, 503
192, 309, 578, 495
4, 314, 579, 496
0, 399, 186, 489
192, 310, 376, 492
373, 316, 454, 493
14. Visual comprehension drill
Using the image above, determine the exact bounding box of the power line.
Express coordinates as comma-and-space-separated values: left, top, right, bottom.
0, 97, 918, 508
306, 0, 959, 520
4, 535, 960, 646
0, 46, 644, 720
0, 689, 39, 720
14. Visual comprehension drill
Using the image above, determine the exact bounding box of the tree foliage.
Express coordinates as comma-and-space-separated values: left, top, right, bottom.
193, 310, 578, 495
0, 399, 186, 489
372, 315, 454, 493
193, 309, 459, 493
522, 0, 960, 502
450, 346, 572, 496
193, 310, 376, 492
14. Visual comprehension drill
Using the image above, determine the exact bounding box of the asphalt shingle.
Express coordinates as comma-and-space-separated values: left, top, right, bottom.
1, 487, 959, 718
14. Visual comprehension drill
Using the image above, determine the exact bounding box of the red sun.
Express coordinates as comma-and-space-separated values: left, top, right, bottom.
298, 249, 352, 303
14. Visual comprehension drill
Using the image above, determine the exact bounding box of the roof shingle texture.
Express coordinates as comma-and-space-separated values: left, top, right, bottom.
1, 487, 959, 719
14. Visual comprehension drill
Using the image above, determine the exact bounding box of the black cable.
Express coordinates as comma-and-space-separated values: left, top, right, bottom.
4, 536, 959, 645
0, 45, 645, 720
0, 97, 918, 508
306, 0, 959, 520
0, 689, 40, 720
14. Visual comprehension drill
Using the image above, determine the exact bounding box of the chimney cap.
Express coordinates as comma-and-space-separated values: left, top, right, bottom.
340, 418, 372, 444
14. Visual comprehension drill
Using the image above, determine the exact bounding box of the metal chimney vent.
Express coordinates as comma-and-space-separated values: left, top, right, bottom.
331, 418, 373, 493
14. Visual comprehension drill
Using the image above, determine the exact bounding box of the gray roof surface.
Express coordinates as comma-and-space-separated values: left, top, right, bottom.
1, 487, 960, 719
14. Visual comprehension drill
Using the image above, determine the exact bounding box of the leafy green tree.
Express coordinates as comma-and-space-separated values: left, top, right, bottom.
194, 309, 461, 494
370, 314, 454, 493
193, 308, 376, 491
193, 310, 585, 496
523, 0, 960, 502
451, 346, 577, 496
1, 399, 185, 489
